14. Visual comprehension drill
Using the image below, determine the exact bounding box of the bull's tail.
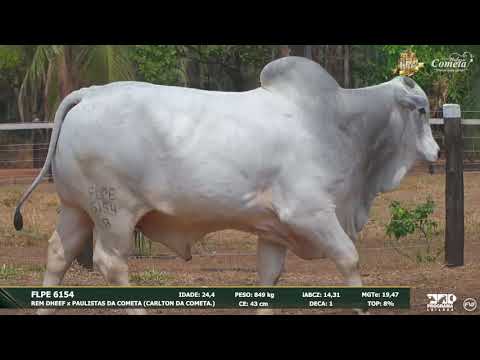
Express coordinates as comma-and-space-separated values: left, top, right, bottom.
13, 90, 85, 231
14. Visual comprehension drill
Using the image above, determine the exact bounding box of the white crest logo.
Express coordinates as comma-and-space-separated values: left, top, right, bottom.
426, 293, 457, 312
431, 52, 474, 72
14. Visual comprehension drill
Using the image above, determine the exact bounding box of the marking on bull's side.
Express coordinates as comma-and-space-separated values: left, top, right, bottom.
89, 185, 117, 216
102, 218, 111, 230
89, 185, 117, 229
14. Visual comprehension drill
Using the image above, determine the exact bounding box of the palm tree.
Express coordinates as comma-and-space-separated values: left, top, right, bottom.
18, 45, 135, 122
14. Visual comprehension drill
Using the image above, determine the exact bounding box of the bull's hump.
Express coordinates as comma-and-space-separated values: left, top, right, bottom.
260, 57, 340, 101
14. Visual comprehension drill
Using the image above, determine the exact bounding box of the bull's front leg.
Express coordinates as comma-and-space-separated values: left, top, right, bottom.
278, 199, 368, 315
255, 238, 287, 315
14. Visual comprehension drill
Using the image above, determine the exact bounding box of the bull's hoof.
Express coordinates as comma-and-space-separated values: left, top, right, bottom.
36, 308, 56, 315
354, 308, 370, 315
256, 308, 275, 316
126, 308, 148, 315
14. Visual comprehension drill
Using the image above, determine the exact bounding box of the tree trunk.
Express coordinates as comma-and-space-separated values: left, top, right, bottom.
185, 58, 201, 88
305, 45, 313, 60
278, 46, 290, 58
312, 45, 323, 64
227, 53, 245, 91
343, 45, 351, 88
182, 46, 202, 89
289, 45, 306, 57
58, 46, 75, 99
43, 61, 54, 122
13, 87, 22, 122
324, 45, 330, 71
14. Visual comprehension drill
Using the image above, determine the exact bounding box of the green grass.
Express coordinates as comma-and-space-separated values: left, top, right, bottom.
0, 264, 25, 280
0, 185, 58, 247
23, 264, 46, 273
0, 188, 22, 207
21, 228, 49, 246
129, 269, 173, 285
133, 230, 152, 256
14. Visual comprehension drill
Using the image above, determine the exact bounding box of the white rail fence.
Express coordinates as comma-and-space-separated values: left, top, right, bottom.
430, 112, 480, 172
0, 122, 52, 184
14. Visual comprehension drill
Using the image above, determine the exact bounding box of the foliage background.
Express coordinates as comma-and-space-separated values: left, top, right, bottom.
1, 45, 480, 123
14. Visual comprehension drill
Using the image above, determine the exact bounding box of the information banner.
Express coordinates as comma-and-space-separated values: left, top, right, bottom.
0, 287, 410, 310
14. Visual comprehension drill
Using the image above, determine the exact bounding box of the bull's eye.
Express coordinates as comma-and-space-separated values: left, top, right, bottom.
419, 108, 426, 115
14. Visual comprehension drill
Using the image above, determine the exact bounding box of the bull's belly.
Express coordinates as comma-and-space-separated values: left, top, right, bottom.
136, 207, 327, 261
53, 170, 329, 261
52, 154, 328, 261
135, 208, 279, 261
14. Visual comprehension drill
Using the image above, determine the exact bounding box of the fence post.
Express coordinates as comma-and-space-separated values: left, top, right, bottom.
443, 104, 464, 267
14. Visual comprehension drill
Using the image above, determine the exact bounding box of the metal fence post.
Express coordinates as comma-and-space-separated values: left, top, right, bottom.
443, 104, 464, 267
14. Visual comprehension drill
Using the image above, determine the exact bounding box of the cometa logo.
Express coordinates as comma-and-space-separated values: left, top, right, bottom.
431, 52, 474, 72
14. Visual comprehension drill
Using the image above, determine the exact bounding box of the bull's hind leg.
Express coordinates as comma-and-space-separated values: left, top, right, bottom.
38, 205, 93, 315
92, 218, 147, 315
43, 206, 93, 285
256, 239, 287, 315
257, 239, 287, 285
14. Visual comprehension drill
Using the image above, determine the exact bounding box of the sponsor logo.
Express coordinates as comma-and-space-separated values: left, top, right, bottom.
426, 293, 457, 312
431, 52, 474, 72
393, 49, 424, 77
463, 298, 478, 312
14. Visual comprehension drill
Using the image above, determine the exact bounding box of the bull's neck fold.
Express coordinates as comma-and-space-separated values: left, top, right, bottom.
338, 83, 396, 143
337, 81, 417, 194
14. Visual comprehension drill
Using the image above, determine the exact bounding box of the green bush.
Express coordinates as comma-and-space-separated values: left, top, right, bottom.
385, 197, 442, 263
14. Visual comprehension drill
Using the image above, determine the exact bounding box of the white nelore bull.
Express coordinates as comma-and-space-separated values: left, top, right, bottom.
14, 57, 439, 315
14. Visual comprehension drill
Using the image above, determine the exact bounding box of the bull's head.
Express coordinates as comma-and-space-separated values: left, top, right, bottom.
372, 76, 441, 193
393, 76, 440, 163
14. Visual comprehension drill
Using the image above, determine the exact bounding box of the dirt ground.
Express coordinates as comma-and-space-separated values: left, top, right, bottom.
0, 169, 479, 315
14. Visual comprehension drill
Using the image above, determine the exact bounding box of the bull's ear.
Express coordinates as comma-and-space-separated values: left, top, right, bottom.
397, 92, 429, 111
